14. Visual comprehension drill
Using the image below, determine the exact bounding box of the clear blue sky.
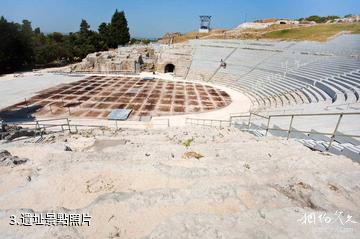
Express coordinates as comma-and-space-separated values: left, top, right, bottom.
1, 0, 359, 38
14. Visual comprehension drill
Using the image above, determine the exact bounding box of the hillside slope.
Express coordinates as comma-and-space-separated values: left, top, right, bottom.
161, 23, 360, 43
263, 23, 360, 41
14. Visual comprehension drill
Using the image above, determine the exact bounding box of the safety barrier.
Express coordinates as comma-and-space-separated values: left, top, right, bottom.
1, 116, 171, 141
231, 111, 360, 150
185, 118, 231, 127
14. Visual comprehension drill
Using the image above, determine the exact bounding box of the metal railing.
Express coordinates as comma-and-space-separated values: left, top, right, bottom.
111, 118, 171, 130
152, 118, 170, 128
1, 118, 70, 141
258, 107, 305, 115
1, 116, 172, 141
230, 111, 360, 150
9, 118, 72, 133
185, 118, 231, 127
325, 101, 360, 111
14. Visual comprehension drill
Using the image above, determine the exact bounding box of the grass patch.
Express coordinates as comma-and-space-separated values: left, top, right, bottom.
262, 23, 360, 42
182, 138, 194, 148
352, 27, 360, 34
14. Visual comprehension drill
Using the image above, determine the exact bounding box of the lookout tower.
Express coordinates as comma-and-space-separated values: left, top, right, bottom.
199, 16, 211, 33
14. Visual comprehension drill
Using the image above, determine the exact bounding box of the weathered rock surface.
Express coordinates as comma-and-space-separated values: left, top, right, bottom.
0, 124, 38, 141
0, 150, 28, 167
0, 126, 359, 238
57, 44, 193, 76
67, 46, 156, 73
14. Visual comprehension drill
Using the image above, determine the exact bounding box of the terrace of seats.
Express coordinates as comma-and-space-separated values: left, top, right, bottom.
185, 35, 360, 113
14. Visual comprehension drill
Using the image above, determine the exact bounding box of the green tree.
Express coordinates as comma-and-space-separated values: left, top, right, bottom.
306, 15, 323, 23
34, 27, 41, 35
75, 20, 96, 58
0, 17, 34, 73
21, 19, 35, 66
48, 32, 64, 43
80, 19, 90, 35
305, 15, 339, 23
98, 22, 110, 50
99, 22, 110, 37
21, 20, 33, 37
108, 10, 130, 48
0, 10, 131, 73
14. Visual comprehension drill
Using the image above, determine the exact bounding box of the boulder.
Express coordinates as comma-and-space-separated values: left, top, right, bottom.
0, 150, 28, 167
5, 129, 37, 141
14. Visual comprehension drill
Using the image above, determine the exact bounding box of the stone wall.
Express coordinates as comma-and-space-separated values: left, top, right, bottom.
58, 43, 195, 77
69, 46, 156, 73
155, 44, 194, 77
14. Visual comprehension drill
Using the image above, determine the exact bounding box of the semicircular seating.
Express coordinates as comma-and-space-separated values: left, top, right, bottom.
184, 35, 360, 113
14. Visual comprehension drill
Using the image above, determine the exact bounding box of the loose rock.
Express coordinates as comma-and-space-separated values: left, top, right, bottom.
0, 150, 28, 167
